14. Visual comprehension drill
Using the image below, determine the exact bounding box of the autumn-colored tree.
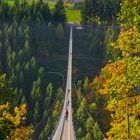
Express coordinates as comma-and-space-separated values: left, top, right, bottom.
0, 72, 14, 104
111, 27, 140, 57
98, 0, 140, 138
0, 103, 33, 140
119, 0, 140, 31
101, 57, 140, 139
99, 10, 140, 139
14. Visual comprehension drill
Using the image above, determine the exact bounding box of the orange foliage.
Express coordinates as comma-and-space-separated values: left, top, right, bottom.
85, 92, 93, 103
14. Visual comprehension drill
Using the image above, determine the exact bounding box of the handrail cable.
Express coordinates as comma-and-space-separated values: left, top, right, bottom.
74, 79, 105, 138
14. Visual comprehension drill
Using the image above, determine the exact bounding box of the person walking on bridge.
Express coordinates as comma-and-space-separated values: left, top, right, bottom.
65, 109, 69, 120
67, 99, 69, 106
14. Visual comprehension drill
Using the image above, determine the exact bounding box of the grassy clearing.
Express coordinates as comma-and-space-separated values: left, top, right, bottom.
48, 2, 74, 9
48, 1, 56, 9
7, 0, 14, 6
66, 10, 81, 23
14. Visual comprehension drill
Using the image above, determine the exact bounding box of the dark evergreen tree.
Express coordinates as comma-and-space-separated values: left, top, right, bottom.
81, 0, 122, 24
81, 0, 94, 24
52, 0, 66, 26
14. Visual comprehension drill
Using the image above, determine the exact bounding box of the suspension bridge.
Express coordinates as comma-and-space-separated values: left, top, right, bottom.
32, 24, 105, 140
52, 24, 75, 140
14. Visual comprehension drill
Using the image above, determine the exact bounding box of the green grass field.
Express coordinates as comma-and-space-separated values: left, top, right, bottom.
7, 0, 14, 6
66, 10, 81, 22
48, 1, 56, 9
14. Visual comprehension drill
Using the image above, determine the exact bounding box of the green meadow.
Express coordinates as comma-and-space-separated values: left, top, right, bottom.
66, 9, 81, 22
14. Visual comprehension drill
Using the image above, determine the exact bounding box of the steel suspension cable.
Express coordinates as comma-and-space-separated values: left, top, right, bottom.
32, 88, 65, 139
73, 80, 105, 138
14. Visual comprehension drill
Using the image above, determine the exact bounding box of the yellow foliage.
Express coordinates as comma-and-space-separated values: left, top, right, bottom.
0, 103, 32, 139
112, 27, 140, 57
122, 0, 140, 8
101, 57, 140, 96
8, 127, 33, 140
0, 103, 27, 126
0, 102, 10, 115
100, 57, 140, 139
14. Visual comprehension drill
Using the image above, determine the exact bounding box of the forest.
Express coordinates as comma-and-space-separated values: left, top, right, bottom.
0, 0, 140, 140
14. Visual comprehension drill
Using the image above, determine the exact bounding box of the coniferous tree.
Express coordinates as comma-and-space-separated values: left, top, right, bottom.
52, 0, 66, 26
81, 0, 93, 24
104, 26, 120, 62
